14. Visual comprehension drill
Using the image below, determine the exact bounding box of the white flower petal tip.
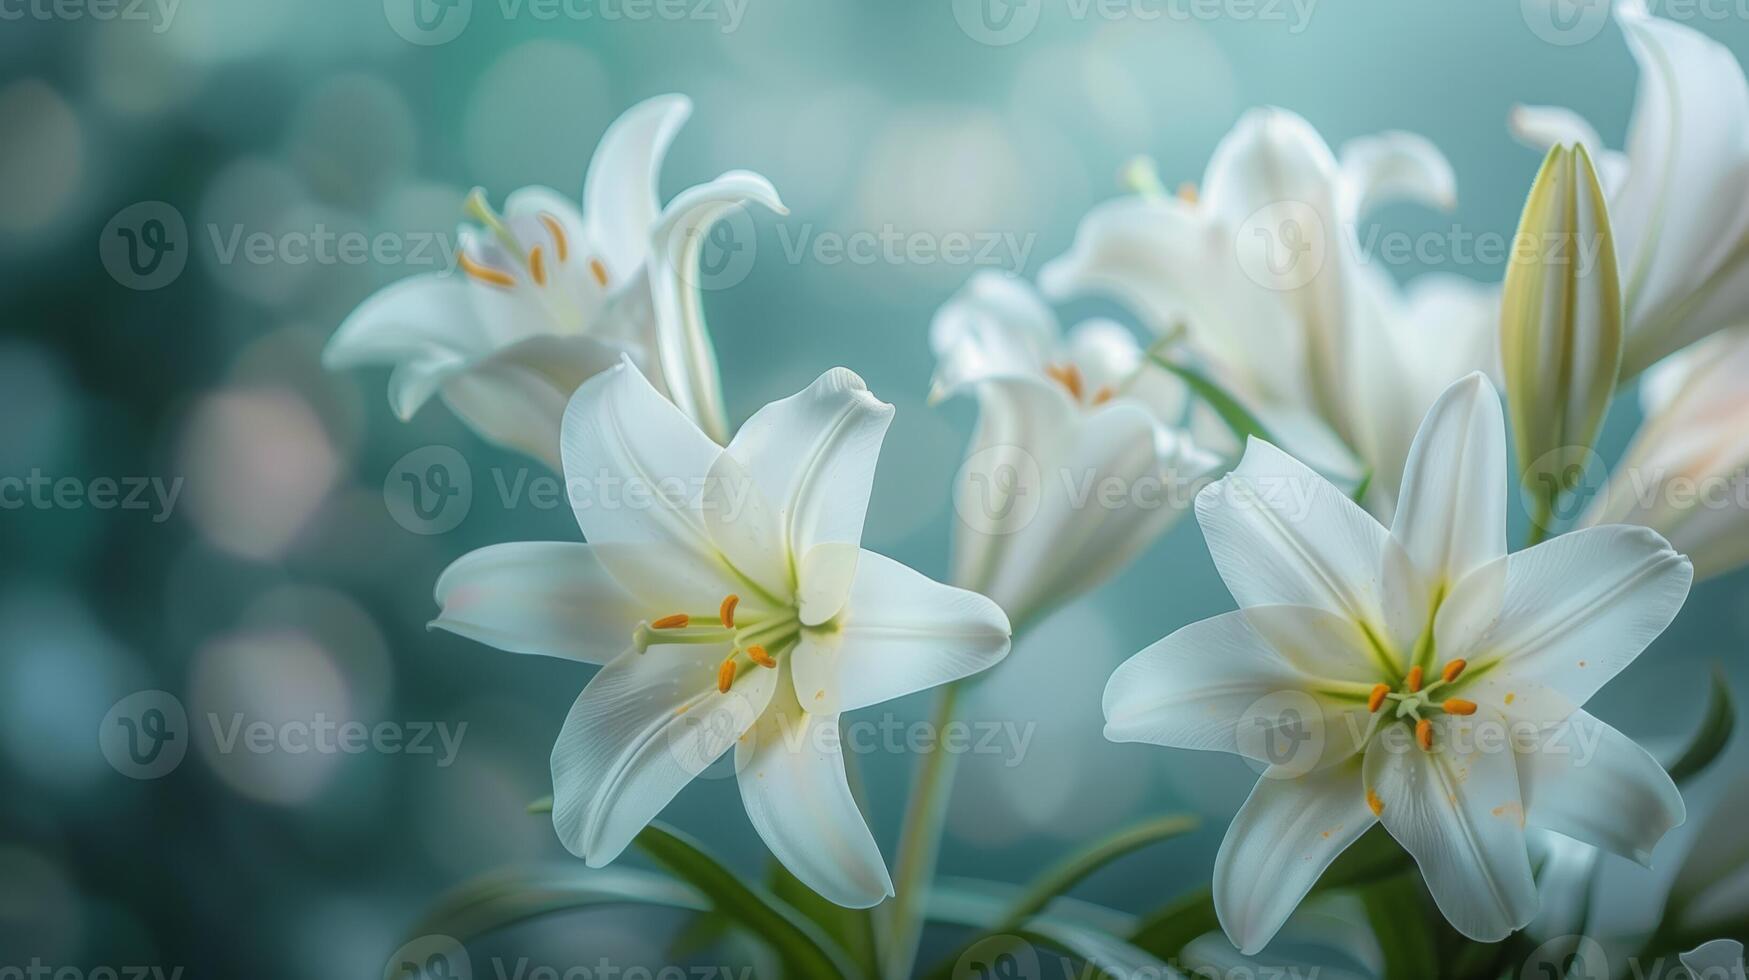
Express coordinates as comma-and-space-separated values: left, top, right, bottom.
1681, 940, 1747, 980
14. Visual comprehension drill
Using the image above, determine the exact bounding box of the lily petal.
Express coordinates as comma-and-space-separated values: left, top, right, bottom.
646, 170, 788, 442
1680, 940, 1747, 980
1197, 437, 1425, 660
723, 367, 895, 573
1214, 759, 1376, 955
928, 272, 1059, 399
583, 94, 692, 281
1517, 709, 1684, 866
737, 670, 894, 908
560, 359, 735, 611
789, 549, 1010, 715
1337, 130, 1457, 218
551, 643, 779, 867
323, 274, 483, 417
1437, 524, 1692, 723
441, 333, 626, 472
1363, 712, 1539, 943
431, 542, 641, 665
1390, 372, 1507, 588
1103, 607, 1372, 769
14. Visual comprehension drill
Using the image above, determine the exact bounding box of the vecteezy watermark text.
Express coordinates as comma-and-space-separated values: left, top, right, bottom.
0, 470, 182, 523
382, 0, 747, 46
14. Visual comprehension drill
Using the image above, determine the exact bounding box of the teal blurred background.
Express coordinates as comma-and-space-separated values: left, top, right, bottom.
3, 0, 1748, 976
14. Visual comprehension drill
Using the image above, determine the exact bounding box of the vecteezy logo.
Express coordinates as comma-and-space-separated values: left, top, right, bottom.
953, 936, 1042, 980
1238, 689, 1326, 779
99, 202, 188, 291
675, 205, 758, 292
952, 0, 1042, 46
667, 688, 761, 781
1235, 200, 1326, 292
100, 690, 189, 779
953, 444, 1043, 537
385, 935, 473, 980
1521, 0, 1609, 46
1520, 445, 1606, 531
383, 0, 472, 45
384, 446, 473, 535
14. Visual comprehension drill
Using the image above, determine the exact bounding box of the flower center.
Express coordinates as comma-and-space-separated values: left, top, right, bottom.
1365, 659, 1478, 751
457, 189, 611, 295
633, 593, 802, 693
1044, 361, 1114, 406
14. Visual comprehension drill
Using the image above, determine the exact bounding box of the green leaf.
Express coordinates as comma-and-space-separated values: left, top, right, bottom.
1501, 142, 1623, 543
1127, 825, 1410, 961
632, 823, 862, 979
1360, 874, 1437, 980
768, 858, 878, 976
1668, 665, 1737, 785
997, 813, 1198, 932
526, 795, 553, 814
401, 865, 707, 952
1147, 350, 1276, 445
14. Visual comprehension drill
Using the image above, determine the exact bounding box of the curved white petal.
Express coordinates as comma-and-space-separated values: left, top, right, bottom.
700, 450, 789, 602
1614, 1, 1749, 371
560, 359, 735, 611
441, 333, 626, 471
1338, 130, 1457, 218
431, 542, 641, 665
970, 397, 1213, 628
1517, 709, 1684, 865
646, 170, 788, 441
736, 673, 893, 908
1364, 712, 1539, 943
1215, 759, 1376, 955
723, 367, 894, 570
789, 550, 1009, 715
1390, 372, 1507, 588
1103, 607, 1372, 770
584, 94, 692, 281
551, 643, 779, 866
928, 272, 1059, 399
324, 274, 484, 417
1438, 524, 1692, 722
1508, 104, 1606, 159
1197, 438, 1425, 660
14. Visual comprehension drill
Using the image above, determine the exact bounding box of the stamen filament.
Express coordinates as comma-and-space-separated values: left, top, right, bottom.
464, 188, 524, 260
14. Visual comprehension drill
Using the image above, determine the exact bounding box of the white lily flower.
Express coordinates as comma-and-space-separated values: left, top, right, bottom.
324, 95, 786, 462
1104, 372, 1691, 953
1041, 107, 1495, 520
930, 273, 1220, 628
1587, 326, 1749, 581
430, 359, 1011, 907
1510, 0, 1749, 377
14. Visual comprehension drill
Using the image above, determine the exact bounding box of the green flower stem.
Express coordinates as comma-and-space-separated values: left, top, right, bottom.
882, 679, 965, 978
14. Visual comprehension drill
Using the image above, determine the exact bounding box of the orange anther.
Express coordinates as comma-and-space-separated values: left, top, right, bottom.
529, 245, 546, 286
1092, 386, 1115, 405
1442, 699, 1477, 716
590, 258, 610, 288
716, 658, 736, 693
650, 614, 690, 630
1366, 787, 1384, 816
1415, 718, 1434, 751
1177, 182, 1199, 204
746, 644, 776, 669
458, 251, 516, 289
719, 595, 739, 629
1405, 665, 1424, 693
1442, 659, 1468, 683
539, 212, 569, 261
1045, 363, 1085, 401
1367, 684, 1390, 713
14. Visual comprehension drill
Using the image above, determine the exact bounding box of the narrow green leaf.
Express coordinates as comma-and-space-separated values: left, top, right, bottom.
919, 880, 1156, 980
526, 795, 553, 814
1147, 350, 1276, 445
997, 814, 1198, 932
1360, 874, 1437, 980
633, 823, 862, 979
401, 865, 706, 953
768, 858, 878, 976
1501, 143, 1623, 541
1668, 665, 1737, 785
